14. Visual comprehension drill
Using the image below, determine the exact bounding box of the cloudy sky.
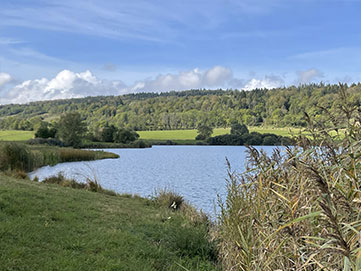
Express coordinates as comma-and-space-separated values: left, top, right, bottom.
0, 0, 361, 104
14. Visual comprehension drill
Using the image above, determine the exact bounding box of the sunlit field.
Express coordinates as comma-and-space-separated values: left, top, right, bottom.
138, 127, 302, 141
0, 130, 35, 141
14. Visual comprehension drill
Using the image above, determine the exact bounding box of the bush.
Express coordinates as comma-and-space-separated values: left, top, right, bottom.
207, 134, 244, 145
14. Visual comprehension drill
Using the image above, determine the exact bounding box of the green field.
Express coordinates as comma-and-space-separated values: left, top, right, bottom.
0, 174, 218, 270
138, 126, 302, 141
0, 126, 302, 143
0, 130, 35, 141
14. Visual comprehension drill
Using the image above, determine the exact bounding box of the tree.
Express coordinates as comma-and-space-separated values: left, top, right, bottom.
230, 122, 249, 136
195, 125, 213, 140
101, 124, 117, 142
114, 128, 139, 143
35, 122, 57, 139
57, 112, 87, 147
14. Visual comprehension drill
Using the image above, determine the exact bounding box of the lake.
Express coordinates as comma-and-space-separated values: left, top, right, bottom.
29, 145, 279, 216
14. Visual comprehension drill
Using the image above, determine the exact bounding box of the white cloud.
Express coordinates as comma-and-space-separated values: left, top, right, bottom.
1, 70, 126, 104
0, 66, 287, 104
0, 73, 12, 88
243, 75, 284, 90
129, 66, 234, 92
296, 69, 323, 84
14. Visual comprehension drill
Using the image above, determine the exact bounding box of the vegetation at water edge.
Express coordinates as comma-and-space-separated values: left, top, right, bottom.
217, 86, 361, 270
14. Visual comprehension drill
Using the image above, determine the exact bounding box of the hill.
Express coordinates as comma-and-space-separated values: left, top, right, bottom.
0, 83, 360, 133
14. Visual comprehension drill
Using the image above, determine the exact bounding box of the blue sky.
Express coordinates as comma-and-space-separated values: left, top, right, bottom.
0, 0, 361, 103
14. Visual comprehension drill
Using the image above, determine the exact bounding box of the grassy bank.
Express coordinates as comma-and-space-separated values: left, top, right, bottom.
0, 142, 119, 173
0, 174, 218, 270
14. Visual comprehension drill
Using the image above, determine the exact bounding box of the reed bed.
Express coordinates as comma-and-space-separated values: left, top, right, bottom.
217, 85, 361, 270
0, 144, 118, 173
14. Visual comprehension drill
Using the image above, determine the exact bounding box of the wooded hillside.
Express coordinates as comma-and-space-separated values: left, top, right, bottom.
1, 83, 360, 132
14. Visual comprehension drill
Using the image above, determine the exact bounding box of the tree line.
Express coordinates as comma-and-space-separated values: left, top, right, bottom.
1, 83, 361, 133
33, 112, 140, 147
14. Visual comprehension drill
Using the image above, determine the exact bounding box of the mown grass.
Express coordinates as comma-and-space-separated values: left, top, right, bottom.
0, 174, 219, 271
138, 126, 302, 141
0, 130, 35, 141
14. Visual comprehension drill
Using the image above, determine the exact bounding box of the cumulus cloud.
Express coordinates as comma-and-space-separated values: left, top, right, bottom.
1, 70, 126, 104
0, 73, 12, 88
130, 66, 233, 92
0, 66, 286, 104
296, 69, 324, 84
243, 75, 284, 90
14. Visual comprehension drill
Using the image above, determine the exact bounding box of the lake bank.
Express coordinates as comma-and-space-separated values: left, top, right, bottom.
0, 173, 219, 270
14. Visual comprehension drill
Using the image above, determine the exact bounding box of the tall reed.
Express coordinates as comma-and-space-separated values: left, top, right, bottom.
217, 84, 361, 270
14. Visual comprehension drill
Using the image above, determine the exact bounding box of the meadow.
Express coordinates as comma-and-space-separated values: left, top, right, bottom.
138, 126, 302, 141
0, 130, 35, 141
0, 127, 301, 144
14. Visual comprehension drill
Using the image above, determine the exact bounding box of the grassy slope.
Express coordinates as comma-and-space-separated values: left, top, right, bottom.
0, 175, 218, 271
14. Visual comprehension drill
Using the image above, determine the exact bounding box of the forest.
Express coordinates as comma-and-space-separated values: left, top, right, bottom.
1, 83, 360, 134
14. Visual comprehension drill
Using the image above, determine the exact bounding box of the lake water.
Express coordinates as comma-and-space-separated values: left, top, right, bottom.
29, 146, 279, 216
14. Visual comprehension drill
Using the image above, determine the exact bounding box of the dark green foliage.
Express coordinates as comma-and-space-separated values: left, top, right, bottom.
207, 134, 244, 145
57, 112, 87, 147
230, 122, 249, 136
207, 129, 287, 145
101, 124, 117, 142
242, 132, 263, 145
196, 125, 213, 140
262, 134, 280, 145
114, 128, 140, 143
35, 122, 57, 139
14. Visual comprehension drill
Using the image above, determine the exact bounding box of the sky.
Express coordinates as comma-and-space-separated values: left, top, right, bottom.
0, 0, 361, 104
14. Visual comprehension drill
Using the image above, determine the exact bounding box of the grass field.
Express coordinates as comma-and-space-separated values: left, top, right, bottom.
138, 126, 302, 141
0, 126, 302, 143
0, 175, 218, 270
0, 130, 35, 141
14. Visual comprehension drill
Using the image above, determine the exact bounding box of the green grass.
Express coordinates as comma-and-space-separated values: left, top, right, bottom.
0, 130, 35, 141
0, 174, 218, 271
139, 127, 302, 141
0, 126, 302, 143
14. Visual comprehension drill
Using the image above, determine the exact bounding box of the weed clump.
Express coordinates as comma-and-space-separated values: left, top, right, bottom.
155, 190, 184, 210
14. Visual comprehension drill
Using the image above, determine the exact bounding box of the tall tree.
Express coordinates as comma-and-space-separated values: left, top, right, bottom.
57, 112, 87, 147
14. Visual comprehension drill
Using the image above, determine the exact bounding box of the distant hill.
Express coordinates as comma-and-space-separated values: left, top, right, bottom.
0, 83, 360, 132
